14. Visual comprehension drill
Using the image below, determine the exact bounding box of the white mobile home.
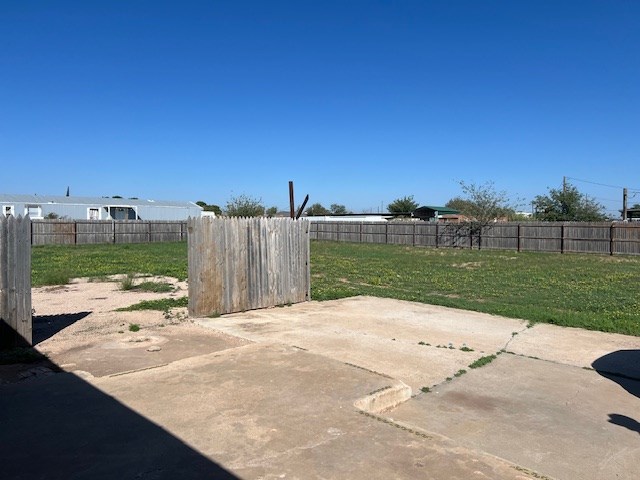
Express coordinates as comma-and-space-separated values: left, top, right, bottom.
0, 194, 203, 221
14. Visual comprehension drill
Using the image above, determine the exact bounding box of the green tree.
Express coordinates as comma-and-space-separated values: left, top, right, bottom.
330, 204, 349, 215
387, 196, 419, 214
196, 200, 222, 215
305, 203, 330, 215
533, 183, 606, 221
225, 194, 265, 217
456, 181, 518, 224
265, 206, 278, 217
444, 197, 475, 216
446, 181, 520, 249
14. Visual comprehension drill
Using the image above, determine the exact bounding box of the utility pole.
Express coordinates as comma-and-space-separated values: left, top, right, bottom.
561, 176, 567, 216
622, 187, 628, 221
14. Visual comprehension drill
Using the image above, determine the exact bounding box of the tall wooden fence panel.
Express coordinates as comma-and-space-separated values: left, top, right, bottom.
613, 223, 640, 255
0, 216, 32, 347
188, 217, 310, 316
31, 220, 187, 245
309, 221, 640, 256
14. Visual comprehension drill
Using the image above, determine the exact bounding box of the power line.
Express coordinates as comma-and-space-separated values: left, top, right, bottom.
566, 176, 640, 191
592, 196, 623, 203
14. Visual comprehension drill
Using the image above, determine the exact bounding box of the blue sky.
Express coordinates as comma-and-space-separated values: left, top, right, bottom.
2, 1, 639, 215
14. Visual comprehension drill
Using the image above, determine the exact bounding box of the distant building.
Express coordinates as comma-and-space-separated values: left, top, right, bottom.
306, 213, 393, 222
412, 206, 460, 222
0, 194, 203, 221
624, 208, 640, 221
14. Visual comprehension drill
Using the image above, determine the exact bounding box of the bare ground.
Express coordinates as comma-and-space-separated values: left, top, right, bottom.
1, 276, 249, 383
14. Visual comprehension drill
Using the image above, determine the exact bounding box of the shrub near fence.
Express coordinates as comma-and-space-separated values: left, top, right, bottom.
188, 217, 310, 316
0, 215, 32, 347
31, 220, 187, 245
309, 221, 640, 256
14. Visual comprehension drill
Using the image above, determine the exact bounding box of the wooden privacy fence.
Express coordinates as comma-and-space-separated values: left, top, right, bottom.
310, 221, 640, 255
0, 216, 32, 347
188, 217, 310, 316
31, 219, 187, 245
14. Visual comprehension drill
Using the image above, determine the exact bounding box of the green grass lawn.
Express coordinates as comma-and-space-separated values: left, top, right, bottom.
31, 242, 189, 286
310, 241, 640, 336
31, 240, 640, 336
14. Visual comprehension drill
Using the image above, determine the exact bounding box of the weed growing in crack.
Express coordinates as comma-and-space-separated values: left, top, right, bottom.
468, 354, 497, 369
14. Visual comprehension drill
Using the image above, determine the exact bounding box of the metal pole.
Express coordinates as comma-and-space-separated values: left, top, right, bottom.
289, 181, 295, 219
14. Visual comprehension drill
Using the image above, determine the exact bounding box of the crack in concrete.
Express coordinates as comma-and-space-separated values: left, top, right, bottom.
502, 324, 530, 352
228, 429, 345, 469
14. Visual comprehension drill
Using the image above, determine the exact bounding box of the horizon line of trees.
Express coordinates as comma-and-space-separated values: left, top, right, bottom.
197, 181, 627, 221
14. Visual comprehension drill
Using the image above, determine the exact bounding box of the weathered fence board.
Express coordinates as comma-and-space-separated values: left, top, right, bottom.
0, 216, 32, 347
31, 220, 187, 245
188, 217, 310, 316
309, 221, 640, 256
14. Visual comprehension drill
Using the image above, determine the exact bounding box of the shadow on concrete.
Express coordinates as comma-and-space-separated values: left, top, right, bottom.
591, 349, 640, 398
0, 369, 238, 479
33, 312, 92, 344
592, 349, 640, 436
608, 414, 640, 436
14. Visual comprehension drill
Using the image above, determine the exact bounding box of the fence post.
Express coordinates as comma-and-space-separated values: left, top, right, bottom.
112, 221, 116, 244
517, 223, 522, 252
385, 223, 388, 244
560, 223, 565, 254
435, 223, 439, 248
413, 222, 416, 246
610, 223, 615, 256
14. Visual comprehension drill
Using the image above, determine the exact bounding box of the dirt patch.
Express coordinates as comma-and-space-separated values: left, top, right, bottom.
1, 277, 250, 381
451, 262, 482, 269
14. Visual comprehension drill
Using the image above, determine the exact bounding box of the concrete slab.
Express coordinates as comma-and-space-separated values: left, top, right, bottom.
1, 344, 539, 479
4, 290, 638, 480
197, 296, 527, 391
45, 324, 250, 377
0, 367, 237, 479
390, 353, 640, 480
509, 323, 640, 378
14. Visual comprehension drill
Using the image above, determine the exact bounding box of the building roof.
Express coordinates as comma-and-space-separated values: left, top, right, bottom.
0, 193, 201, 209
413, 206, 460, 216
